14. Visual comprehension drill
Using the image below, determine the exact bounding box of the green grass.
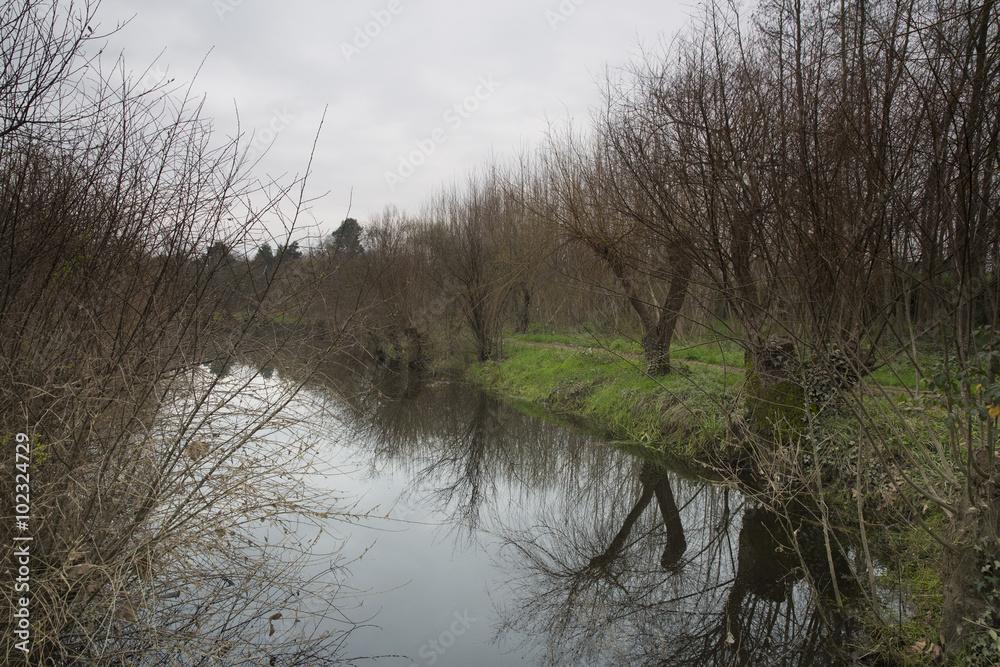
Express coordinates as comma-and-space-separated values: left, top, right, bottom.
469, 341, 742, 456
865, 509, 947, 662
510, 330, 644, 355
510, 331, 747, 364
670, 337, 745, 367
866, 353, 934, 391
511, 330, 934, 392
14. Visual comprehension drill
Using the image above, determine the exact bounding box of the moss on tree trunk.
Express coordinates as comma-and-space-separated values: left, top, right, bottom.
744, 338, 805, 440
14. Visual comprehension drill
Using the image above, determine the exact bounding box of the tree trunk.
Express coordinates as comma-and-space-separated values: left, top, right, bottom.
643, 331, 670, 375
402, 326, 425, 367
941, 540, 983, 655
642, 258, 692, 376
516, 285, 531, 334
941, 499, 1000, 657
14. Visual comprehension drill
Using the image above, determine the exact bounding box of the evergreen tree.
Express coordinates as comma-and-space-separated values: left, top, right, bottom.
330, 218, 363, 256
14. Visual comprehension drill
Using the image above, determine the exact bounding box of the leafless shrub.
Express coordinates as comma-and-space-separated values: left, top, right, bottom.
0, 2, 367, 664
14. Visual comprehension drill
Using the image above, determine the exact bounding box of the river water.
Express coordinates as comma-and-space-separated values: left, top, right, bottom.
238, 361, 868, 666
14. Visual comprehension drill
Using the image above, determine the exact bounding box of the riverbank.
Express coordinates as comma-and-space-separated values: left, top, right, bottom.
466, 338, 952, 664
464, 338, 932, 504
467, 340, 743, 459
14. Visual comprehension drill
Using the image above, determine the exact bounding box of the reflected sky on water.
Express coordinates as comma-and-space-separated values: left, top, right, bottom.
247, 360, 864, 666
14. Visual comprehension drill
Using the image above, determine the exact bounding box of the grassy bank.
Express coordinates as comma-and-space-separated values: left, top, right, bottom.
468, 340, 745, 458
510, 330, 930, 390
467, 337, 957, 663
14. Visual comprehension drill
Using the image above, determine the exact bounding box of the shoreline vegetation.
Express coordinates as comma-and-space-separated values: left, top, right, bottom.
5, 0, 999, 664
463, 331, 953, 663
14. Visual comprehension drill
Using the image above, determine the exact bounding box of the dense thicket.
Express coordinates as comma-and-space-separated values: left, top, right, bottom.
1, 2, 360, 664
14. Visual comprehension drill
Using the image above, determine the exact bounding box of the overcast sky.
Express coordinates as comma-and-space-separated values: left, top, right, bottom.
98, 0, 697, 240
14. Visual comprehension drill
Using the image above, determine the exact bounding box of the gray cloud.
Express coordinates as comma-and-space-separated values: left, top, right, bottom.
97, 0, 695, 238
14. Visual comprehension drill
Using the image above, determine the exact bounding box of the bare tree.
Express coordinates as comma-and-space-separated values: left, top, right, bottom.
424, 171, 525, 362
0, 0, 102, 139
0, 2, 368, 664
529, 128, 692, 375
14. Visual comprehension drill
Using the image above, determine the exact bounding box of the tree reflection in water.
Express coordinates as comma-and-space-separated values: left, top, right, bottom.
496, 465, 857, 666
299, 361, 861, 665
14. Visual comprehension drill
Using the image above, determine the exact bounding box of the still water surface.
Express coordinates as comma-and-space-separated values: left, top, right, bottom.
259, 362, 862, 665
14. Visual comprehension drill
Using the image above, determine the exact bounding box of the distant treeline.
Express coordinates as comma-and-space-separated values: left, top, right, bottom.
304, 0, 998, 379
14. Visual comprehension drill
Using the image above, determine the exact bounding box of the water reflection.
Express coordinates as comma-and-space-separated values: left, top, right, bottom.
283, 360, 863, 665
587, 463, 687, 571
495, 476, 856, 666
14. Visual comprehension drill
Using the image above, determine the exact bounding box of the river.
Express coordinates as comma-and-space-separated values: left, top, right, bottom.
228, 360, 872, 665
